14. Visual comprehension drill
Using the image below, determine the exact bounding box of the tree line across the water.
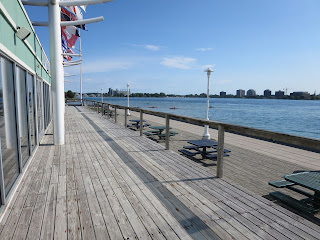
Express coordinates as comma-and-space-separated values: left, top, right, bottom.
65, 90, 320, 100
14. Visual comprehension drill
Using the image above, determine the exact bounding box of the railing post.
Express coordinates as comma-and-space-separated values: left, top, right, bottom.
140, 110, 143, 136
97, 102, 99, 113
101, 103, 104, 116
107, 104, 110, 117
165, 114, 170, 150
217, 124, 225, 178
124, 107, 128, 128
114, 107, 117, 122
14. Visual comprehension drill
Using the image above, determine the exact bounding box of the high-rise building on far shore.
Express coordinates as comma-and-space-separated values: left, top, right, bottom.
275, 90, 285, 98
220, 91, 227, 97
236, 89, 245, 98
264, 89, 272, 97
246, 89, 256, 97
290, 92, 310, 99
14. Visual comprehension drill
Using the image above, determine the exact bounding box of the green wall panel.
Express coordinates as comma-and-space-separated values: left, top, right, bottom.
0, 0, 51, 84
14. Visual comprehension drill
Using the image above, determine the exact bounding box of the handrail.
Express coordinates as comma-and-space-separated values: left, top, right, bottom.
82, 99, 320, 152
82, 98, 320, 178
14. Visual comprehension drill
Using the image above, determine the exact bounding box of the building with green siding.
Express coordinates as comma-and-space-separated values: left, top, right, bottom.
0, 0, 52, 209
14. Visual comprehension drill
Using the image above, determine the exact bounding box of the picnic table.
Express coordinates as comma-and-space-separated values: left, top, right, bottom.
269, 171, 320, 213
188, 140, 218, 154
285, 172, 320, 203
144, 126, 178, 140
178, 139, 230, 159
149, 126, 171, 134
128, 119, 149, 129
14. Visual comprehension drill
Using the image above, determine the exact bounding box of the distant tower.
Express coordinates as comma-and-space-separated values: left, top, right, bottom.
275, 90, 285, 98
264, 89, 272, 97
220, 91, 226, 97
246, 89, 256, 97
236, 89, 245, 98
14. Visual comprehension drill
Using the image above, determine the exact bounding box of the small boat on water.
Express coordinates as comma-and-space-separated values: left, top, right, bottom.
170, 106, 178, 109
148, 106, 157, 108
209, 105, 214, 108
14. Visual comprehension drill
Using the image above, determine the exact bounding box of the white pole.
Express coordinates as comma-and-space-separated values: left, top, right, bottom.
202, 68, 213, 140
49, 0, 64, 145
101, 88, 103, 103
79, 30, 83, 104
127, 82, 130, 116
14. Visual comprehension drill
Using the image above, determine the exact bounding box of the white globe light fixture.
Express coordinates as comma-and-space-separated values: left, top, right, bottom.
202, 67, 214, 140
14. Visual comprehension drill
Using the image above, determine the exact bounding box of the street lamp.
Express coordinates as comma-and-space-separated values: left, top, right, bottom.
202, 67, 214, 140
126, 82, 130, 116
101, 88, 103, 103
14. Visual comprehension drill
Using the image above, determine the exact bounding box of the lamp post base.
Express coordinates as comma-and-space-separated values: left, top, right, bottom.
202, 125, 210, 140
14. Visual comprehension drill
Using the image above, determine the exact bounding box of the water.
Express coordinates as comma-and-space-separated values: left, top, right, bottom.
85, 97, 320, 140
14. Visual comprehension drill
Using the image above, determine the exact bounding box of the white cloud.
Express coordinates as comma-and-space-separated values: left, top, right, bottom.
131, 44, 163, 51
196, 48, 213, 52
161, 57, 197, 69
144, 45, 161, 51
82, 59, 132, 73
217, 80, 232, 85
201, 64, 215, 69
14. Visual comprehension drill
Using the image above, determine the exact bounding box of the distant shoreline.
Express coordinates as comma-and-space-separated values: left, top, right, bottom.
82, 95, 320, 100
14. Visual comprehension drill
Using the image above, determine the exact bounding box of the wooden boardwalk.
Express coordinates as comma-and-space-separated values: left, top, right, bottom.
0, 106, 320, 239
117, 108, 320, 200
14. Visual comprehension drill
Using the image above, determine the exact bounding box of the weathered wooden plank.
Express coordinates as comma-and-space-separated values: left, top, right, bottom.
77, 194, 96, 240
67, 189, 81, 240
40, 184, 57, 240
26, 194, 47, 240
11, 207, 33, 240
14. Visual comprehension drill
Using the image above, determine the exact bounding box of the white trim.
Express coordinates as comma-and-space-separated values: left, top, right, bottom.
0, 43, 51, 85
0, 2, 18, 30
24, 41, 50, 74
0, 1, 51, 75
21, 0, 48, 6
0, 43, 35, 74
17, 0, 50, 70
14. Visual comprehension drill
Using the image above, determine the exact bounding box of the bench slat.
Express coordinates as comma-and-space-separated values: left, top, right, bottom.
178, 149, 197, 157
270, 191, 320, 214
269, 180, 295, 188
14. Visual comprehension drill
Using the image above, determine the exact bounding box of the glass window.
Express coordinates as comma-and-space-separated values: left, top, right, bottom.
27, 73, 35, 150
0, 57, 19, 194
16, 66, 29, 165
37, 78, 43, 139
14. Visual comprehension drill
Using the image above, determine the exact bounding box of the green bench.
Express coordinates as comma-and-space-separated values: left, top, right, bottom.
178, 149, 197, 157
158, 132, 178, 139
206, 153, 229, 159
183, 145, 199, 150
270, 191, 319, 214
269, 180, 295, 188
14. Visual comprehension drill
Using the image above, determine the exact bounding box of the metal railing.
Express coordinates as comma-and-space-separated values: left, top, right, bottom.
81, 99, 320, 178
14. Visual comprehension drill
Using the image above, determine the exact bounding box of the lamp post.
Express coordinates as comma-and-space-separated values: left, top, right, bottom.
202, 67, 214, 140
126, 82, 130, 116
101, 88, 103, 103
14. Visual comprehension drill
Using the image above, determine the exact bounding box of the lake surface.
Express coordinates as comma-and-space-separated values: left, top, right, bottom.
85, 97, 320, 140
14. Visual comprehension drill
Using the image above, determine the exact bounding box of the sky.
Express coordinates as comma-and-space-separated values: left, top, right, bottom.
25, 0, 320, 95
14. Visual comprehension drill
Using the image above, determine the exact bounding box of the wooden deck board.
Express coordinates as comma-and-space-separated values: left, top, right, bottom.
0, 106, 320, 239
